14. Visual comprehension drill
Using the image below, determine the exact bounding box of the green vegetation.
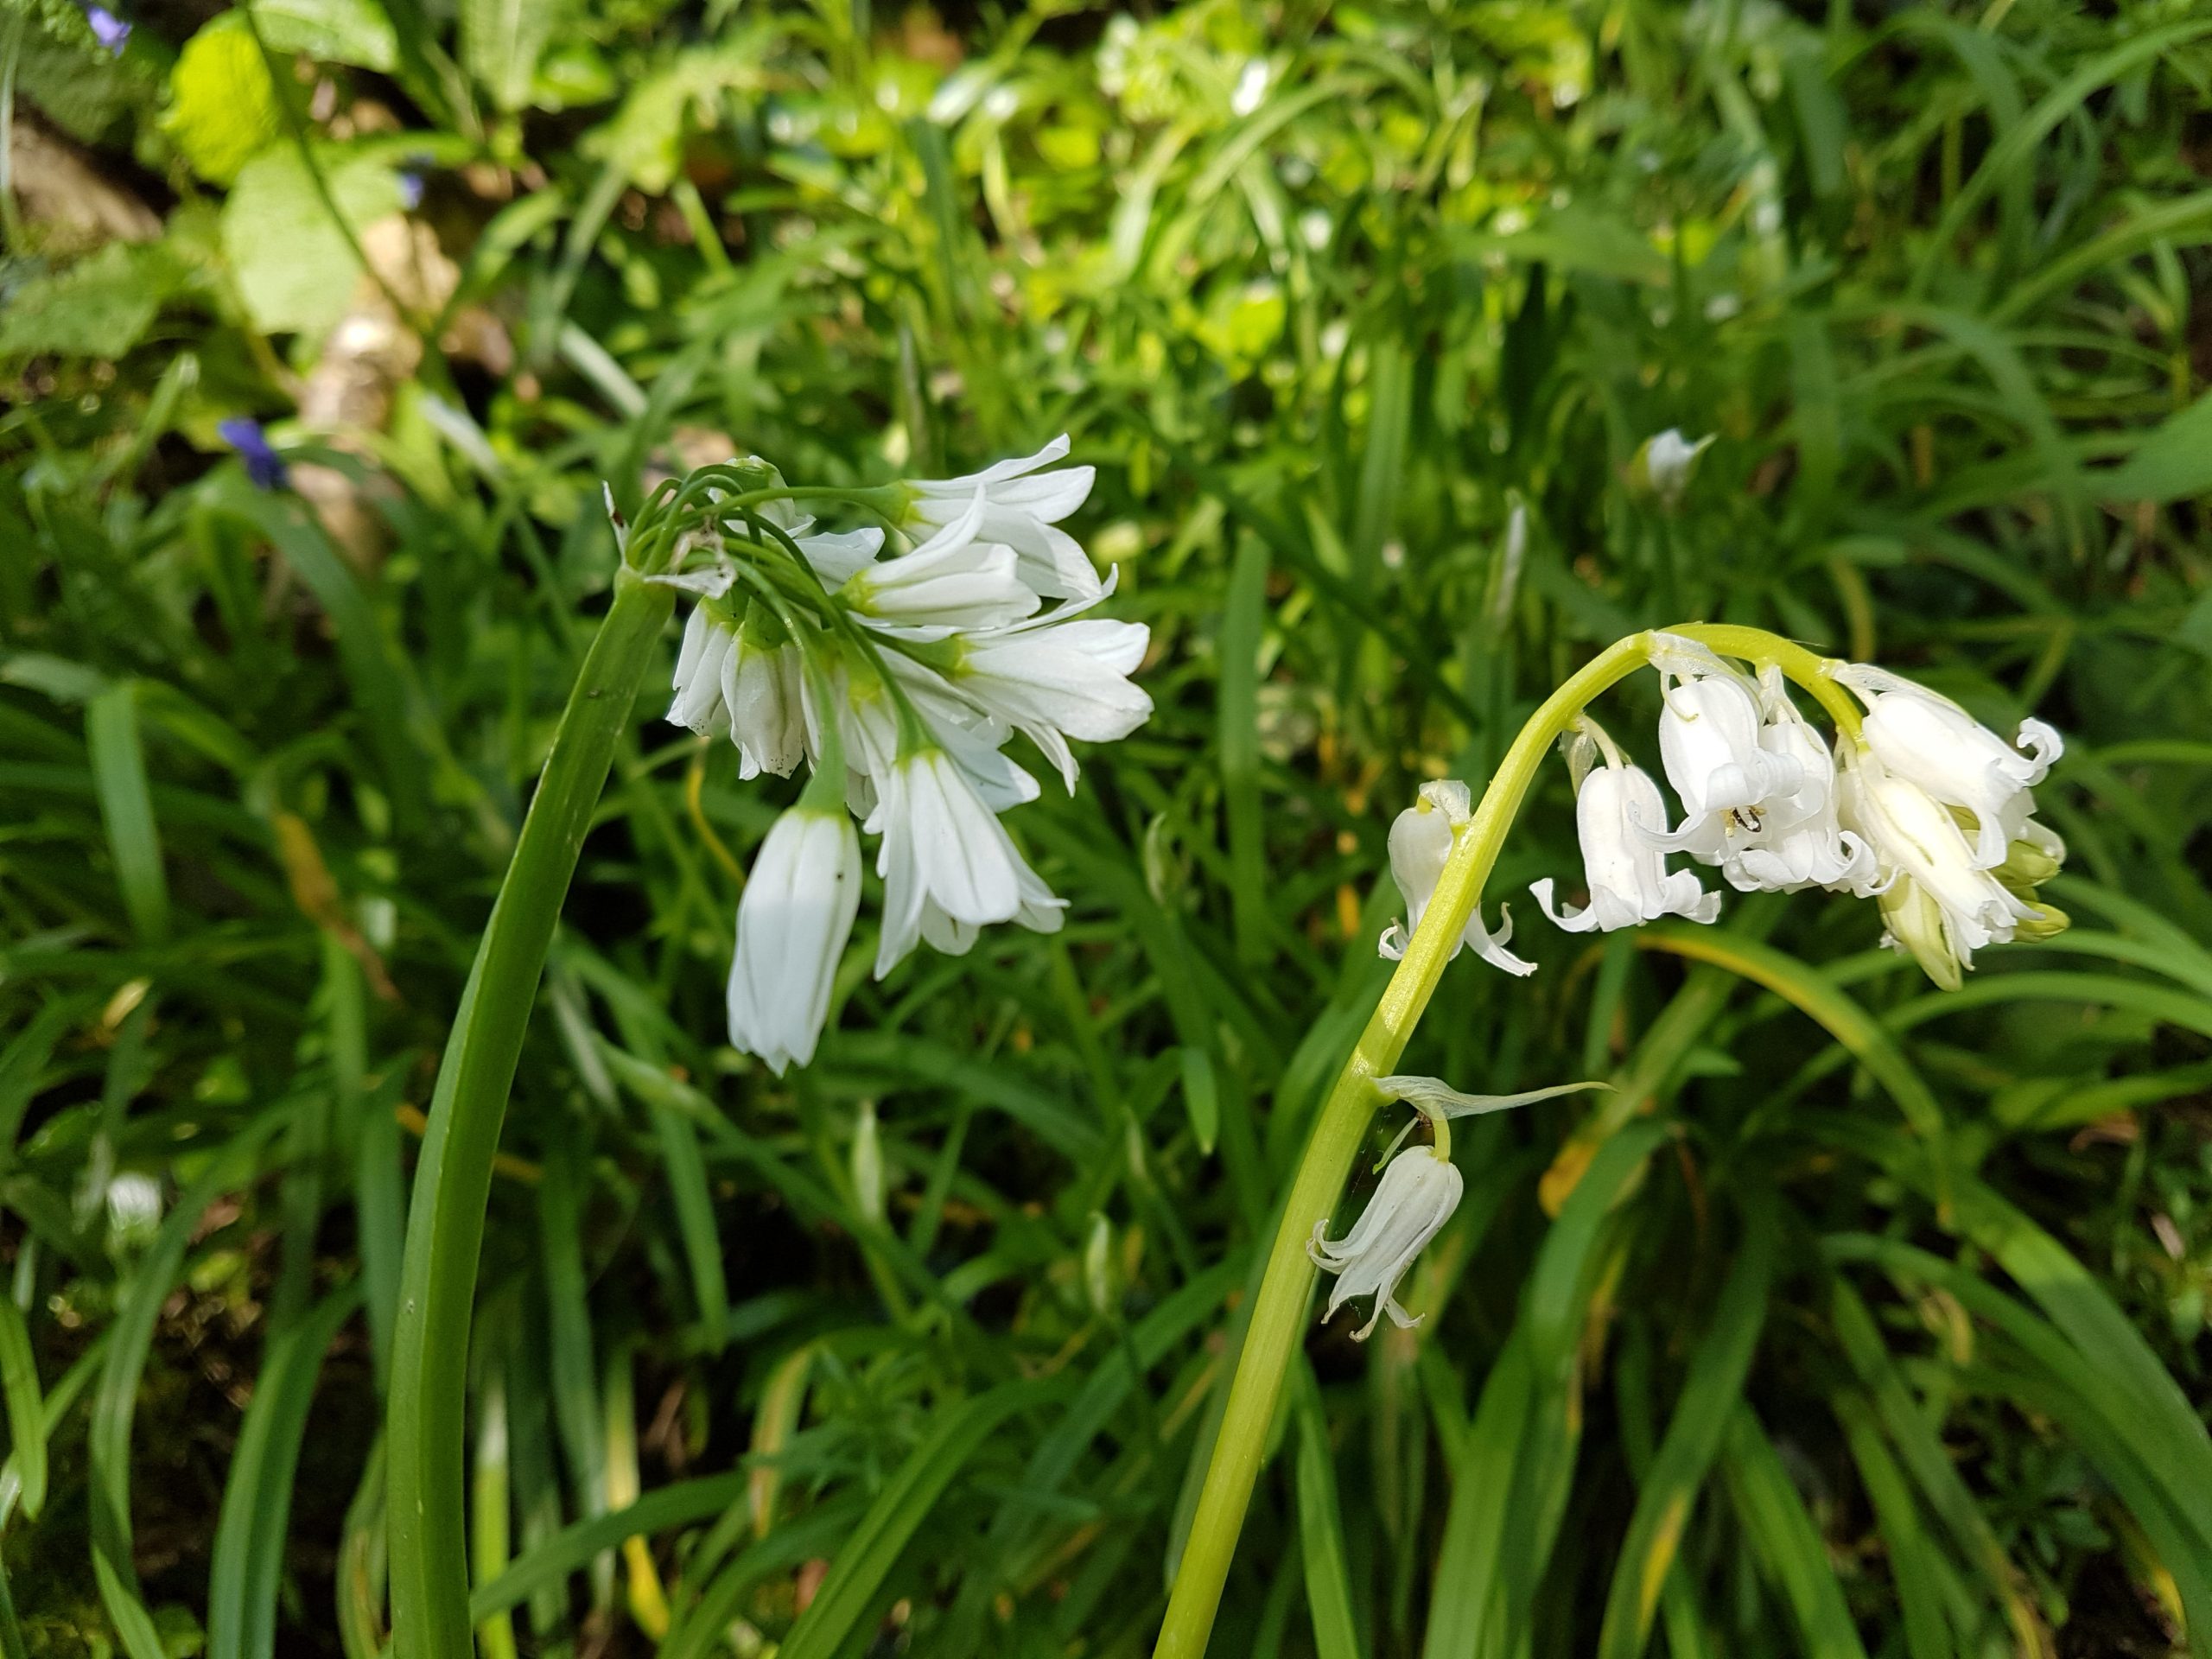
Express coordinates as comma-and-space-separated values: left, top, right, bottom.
4, 0, 2212, 1656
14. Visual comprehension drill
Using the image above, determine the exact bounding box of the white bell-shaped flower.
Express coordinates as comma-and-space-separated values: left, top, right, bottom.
843, 491, 1039, 638
950, 613, 1153, 791
1834, 746, 2036, 986
1375, 780, 1533, 976
1532, 759, 1721, 933
726, 806, 861, 1075
868, 746, 1065, 976
1699, 669, 1882, 895
1633, 428, 1713, 506
664, 602, 808, 779
904, 434, 1102, 601
1832, 664, 2061, 868
1307, 1147, 1463, 1341
1649, 639, 1803, 846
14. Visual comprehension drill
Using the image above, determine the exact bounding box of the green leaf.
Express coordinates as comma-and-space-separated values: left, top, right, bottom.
0, 243, 185, 360
0, 1298, 45, 1522
208, 1287, 361, 1659
461, 0, 566, 112
86, 682, 169, 944
256, 0, 398, 72
220, 145, 405, 338
2098, 391, 2212, 503
1293, 1363, 1364, 1659
776, 1379, 1055, 1659
161, 13, 282, 185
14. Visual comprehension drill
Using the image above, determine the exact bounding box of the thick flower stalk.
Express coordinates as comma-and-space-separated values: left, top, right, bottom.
1155, 622, 2069, 1658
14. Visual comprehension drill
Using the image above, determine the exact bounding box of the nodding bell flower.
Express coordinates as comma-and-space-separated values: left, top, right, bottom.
725, 806, 861, 1075
842, 491, 1039, 638
944, 606, 1153, 792
1630, 428, 1713, 508
1680, 667, 1883, 896
868, 745, 1065, 977
1308, 1147, 1462, 1341
1532, 740, 1721, 933
638, 435, 1150, 1071
1376, 780, 1533, 976
1834, 746, 2054, 989
902, 435, 1103, 601
1832, 664, 2061, 868
1648, 638, 1804, 849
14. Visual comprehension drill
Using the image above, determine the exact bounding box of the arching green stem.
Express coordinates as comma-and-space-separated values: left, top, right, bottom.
1150, 620, 1846, 1656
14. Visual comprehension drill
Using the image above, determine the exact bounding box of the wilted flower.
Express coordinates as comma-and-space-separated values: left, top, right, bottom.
726, 806, 861, 1074
1376, 779, 1533, 976
1308, 1147, 1462, 1341
1532, 747, 1720, 933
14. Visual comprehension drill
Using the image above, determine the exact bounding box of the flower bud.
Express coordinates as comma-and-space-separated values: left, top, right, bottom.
850, 1099, 885, 1227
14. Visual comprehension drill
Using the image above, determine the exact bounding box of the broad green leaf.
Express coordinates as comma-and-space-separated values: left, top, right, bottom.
220, 145, 406, 338
162, 13, 281, 185
0, 242, 186, 360
257, 0, 398, 72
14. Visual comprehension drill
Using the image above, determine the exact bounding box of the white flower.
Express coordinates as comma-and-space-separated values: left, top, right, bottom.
665, 603, 807, 779
1375, 780, 1533, 976
904, 435, 1102, 601
1681, 668, 1882, 895
727, 807, 861, 1075
1531, 758, 1721, 933
1634, 429, 1713, 506
1307, 1147, 1462, 1340
1832, 664, 2061, 868
868, 746, 1065, 976
1834, 747, 2036, 988
1649, 639, 1802, 846
843, 490, 1039, 637
949, 615, 1153, 791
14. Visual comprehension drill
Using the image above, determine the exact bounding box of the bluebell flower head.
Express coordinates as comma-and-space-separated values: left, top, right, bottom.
83, 4, 130, 51
218, 418, 289, 491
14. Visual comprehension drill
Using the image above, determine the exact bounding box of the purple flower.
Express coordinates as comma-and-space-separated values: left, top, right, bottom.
218, 418, 289, 491
82, 4, 130, 52
397, 172, 424, 211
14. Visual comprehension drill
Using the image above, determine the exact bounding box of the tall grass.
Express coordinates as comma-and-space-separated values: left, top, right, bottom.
3, 1, 2211, 1655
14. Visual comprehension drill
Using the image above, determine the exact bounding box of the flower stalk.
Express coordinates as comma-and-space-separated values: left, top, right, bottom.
1152, 620, 1921, 1656
1150, 632, 1654, 1658
386, 567, 673, 1659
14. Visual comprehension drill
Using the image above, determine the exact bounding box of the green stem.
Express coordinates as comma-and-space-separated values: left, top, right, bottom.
1152, 618, 1859, 1656
387, 570, 672, 1658
1150, 632, 1654, 1658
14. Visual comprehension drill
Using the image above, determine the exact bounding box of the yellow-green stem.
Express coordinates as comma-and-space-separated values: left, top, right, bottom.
1149, 632, 1651, 1657
1150, 621, 1848, 1656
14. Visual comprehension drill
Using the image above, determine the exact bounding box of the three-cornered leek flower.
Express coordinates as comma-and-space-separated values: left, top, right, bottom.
1832, 664, 2061, 868
1532, 731, 1720, 934
901, 435, 1103, 601
1307, 1147, 1462, 1341
644, 435, 1147, 1071
725, 805, 861, 1075
1376, 779, 1533, 976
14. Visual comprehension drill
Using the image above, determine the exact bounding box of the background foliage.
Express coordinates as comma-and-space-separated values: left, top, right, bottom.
4, 0, 2212, 1655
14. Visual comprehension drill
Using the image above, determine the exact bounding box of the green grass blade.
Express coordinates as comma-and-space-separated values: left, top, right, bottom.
1722, 1406, 1870, 1659
86, 683, 168, 944
0, 1295, 44, 1522
1293, 1362, 1364, 1659
207, 1286, 362, 1659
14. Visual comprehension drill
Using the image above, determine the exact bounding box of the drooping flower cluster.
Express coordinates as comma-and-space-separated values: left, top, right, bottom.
645, 438, 1152, 1073
1380, 633, 2067, 991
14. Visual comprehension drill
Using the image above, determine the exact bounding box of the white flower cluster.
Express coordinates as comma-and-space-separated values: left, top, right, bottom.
1381, 634, 2066, 990
652, 438, 1152, 1074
